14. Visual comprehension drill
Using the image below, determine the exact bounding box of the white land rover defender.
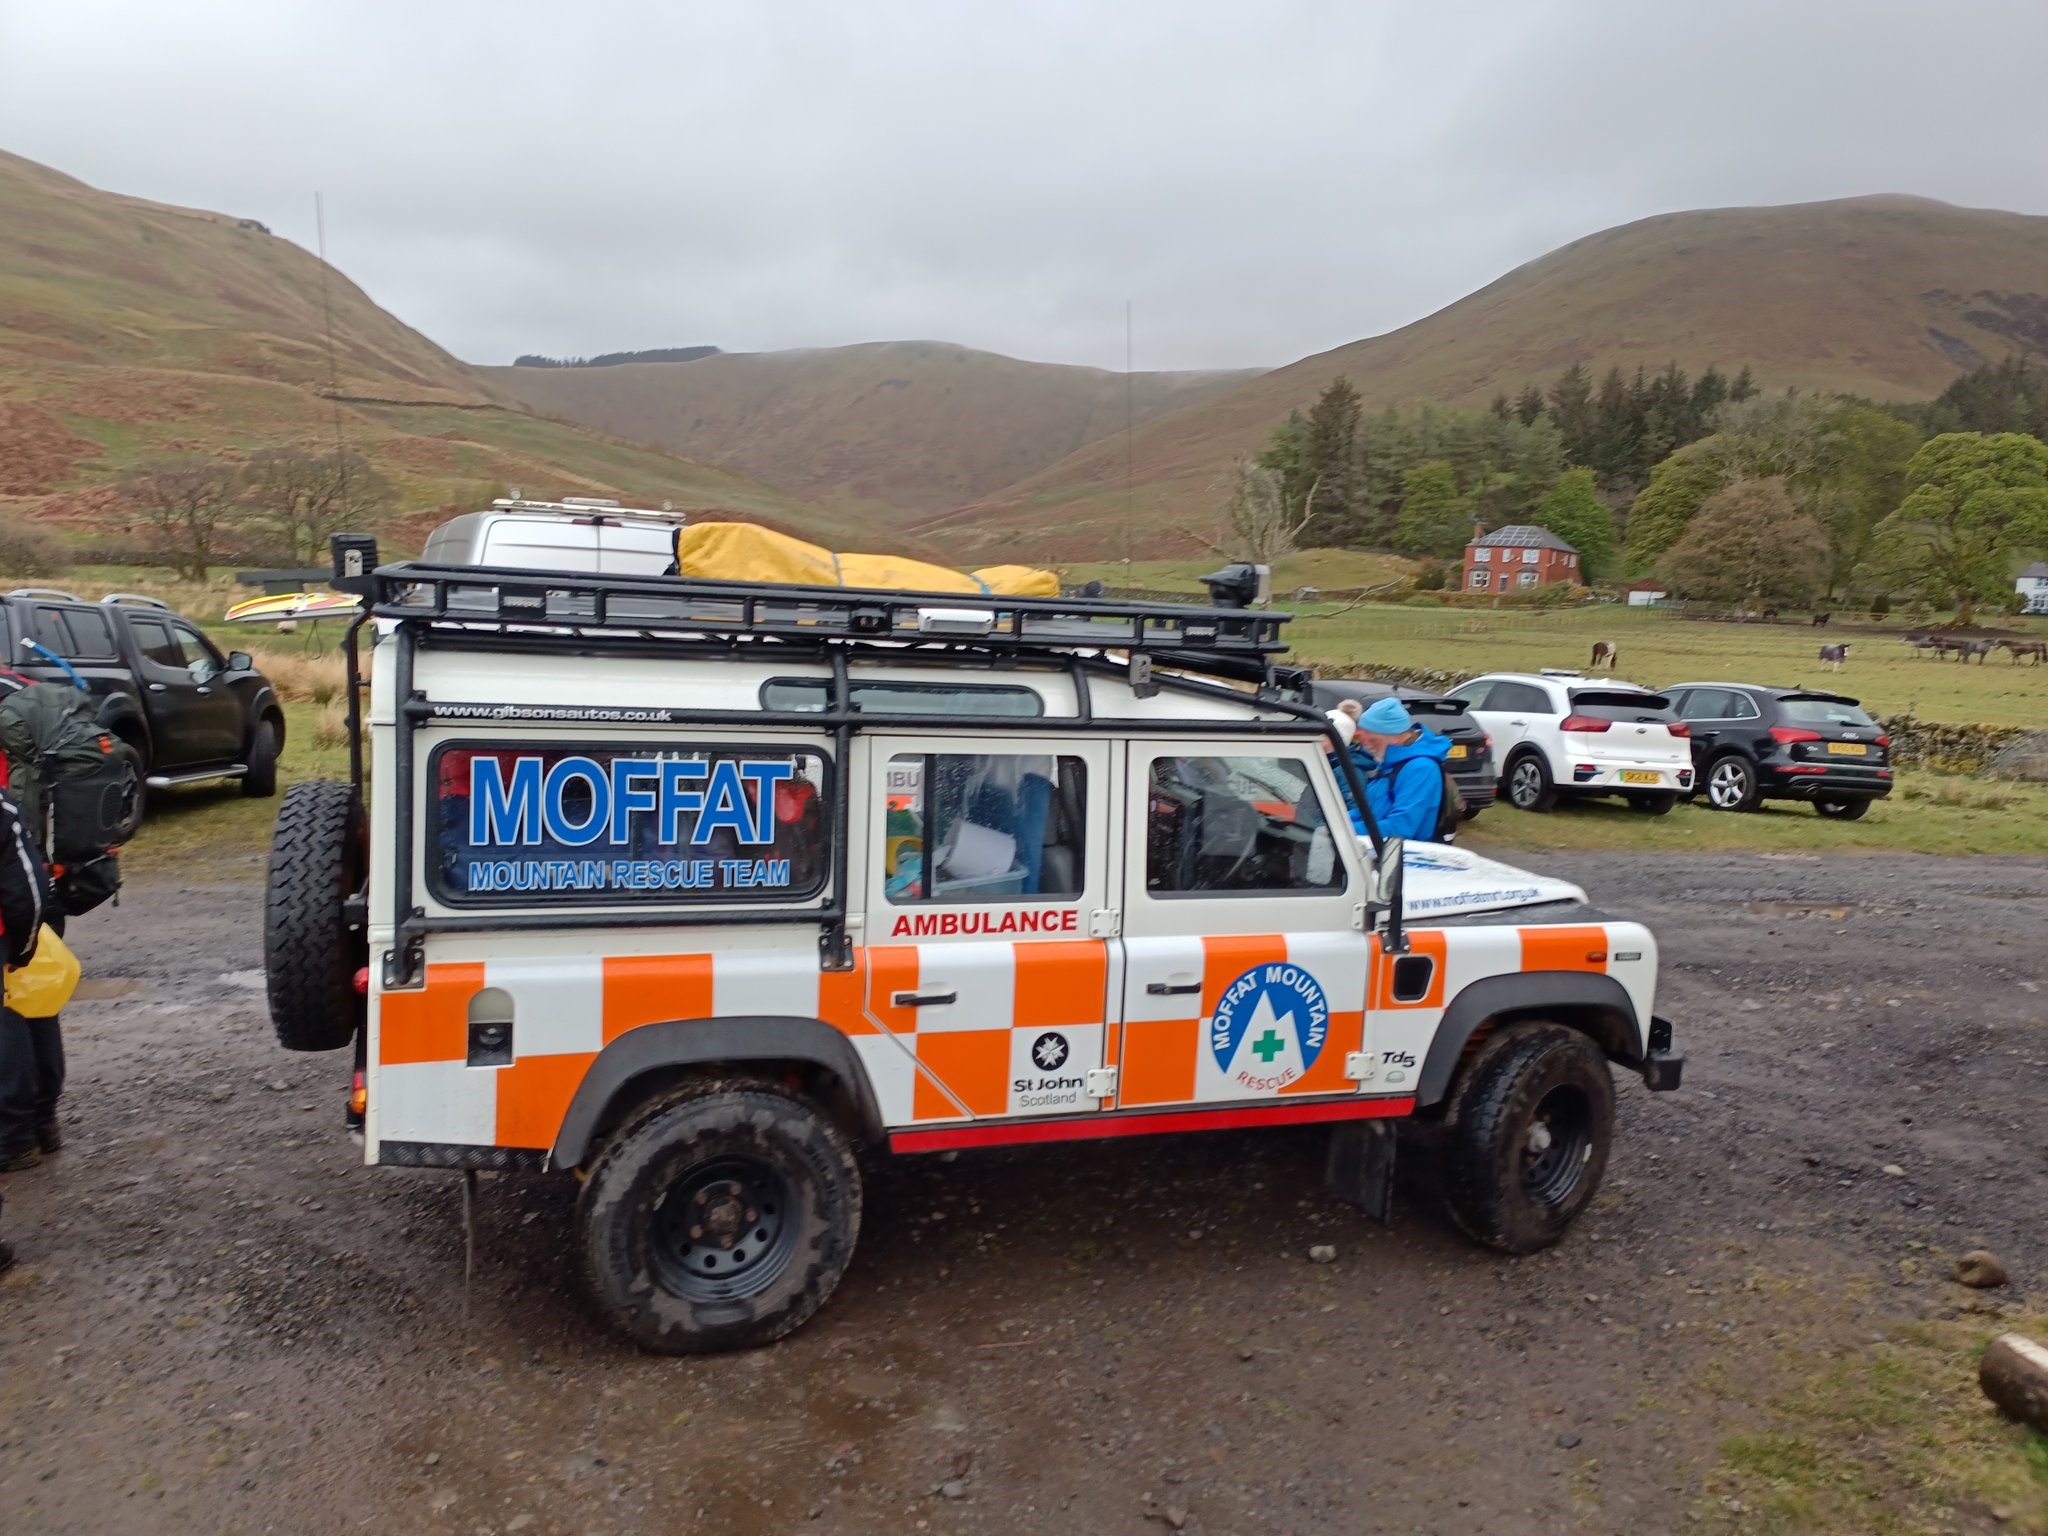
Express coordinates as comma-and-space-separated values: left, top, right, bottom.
263, 540, 1683, 1354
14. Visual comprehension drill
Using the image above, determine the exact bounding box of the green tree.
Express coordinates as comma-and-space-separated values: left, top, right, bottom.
1863, 431, 2048, 624
1728, 365, 1759, 403
1547, 363, 1594, 463
1534, 467, 1617, 580
1297, 377, 1365, 545
1512, 385, 1546, 426
1658, 478, 1827, 609
1392, 460, 1470, 558
1624, 439, 1728, 577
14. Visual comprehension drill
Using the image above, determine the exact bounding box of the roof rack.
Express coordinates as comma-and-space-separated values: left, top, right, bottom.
6, 587, 83, 603
364, 561, 1293, 680
101, 592, 174, 611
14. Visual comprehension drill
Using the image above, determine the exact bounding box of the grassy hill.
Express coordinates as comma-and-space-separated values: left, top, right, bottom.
922, 195, 2048, 560
484, 341, 1259, 517
0, 150, 903, 553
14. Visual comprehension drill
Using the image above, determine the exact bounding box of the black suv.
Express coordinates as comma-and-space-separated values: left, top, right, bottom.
1309, 678, 1497, 819
2, 588, 284, 836
1665, 683, 1892, 819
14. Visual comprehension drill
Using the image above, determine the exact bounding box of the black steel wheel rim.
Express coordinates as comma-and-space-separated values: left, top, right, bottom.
1520, 1084, 1593, 1205
650, 1155, 800, 1301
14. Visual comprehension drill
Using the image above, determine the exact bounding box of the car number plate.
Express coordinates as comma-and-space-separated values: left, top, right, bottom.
1447, 744, 1468, 759
1827, 742, 1869, 756
1620, 770, 1661, 784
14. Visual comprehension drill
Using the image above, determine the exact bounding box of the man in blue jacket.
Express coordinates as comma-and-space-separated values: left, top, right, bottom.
1334, 696, 1451, 843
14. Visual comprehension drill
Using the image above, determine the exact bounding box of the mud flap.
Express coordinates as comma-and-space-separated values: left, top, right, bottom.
1324, 1120, 1397, 1223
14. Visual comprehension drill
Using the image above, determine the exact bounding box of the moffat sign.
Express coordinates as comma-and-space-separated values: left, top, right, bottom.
888, 908, 1080, 938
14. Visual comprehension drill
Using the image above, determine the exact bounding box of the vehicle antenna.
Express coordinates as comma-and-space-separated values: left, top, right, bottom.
314, 191, 347, 454
1122, 299, 1134, 579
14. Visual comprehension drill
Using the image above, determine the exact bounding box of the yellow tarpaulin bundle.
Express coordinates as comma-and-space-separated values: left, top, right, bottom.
674, 523, 1057, 598
4, 926, 79, 1019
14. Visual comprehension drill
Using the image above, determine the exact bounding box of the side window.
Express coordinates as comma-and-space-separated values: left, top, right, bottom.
29, 607, 73, 657
60, 607, 117, 660
884, 754, 1084, 903
1490, 681, 1554, 714
1727, 692, 1761, 721
129, 617, 185, 671
172, 622, 224, 679
1446, 680, 1492, 709
1146, 756, 1343, 897
1678, 688, 1732, 720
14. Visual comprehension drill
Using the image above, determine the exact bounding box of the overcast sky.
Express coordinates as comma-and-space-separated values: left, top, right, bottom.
5, 0, 2047, 373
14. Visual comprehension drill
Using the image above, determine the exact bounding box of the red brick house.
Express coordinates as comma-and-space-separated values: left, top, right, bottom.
1461, 523, 1579, 594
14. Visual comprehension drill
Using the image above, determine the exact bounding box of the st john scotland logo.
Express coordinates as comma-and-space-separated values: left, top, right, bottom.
1208, 963, 1331, 1093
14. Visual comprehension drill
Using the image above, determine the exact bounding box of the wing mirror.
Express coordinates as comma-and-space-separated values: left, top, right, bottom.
1371, 836, 1408, 954
227, 650, 253, 672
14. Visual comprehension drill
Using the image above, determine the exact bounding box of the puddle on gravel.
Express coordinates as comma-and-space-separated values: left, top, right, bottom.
71, 978, 146, 1000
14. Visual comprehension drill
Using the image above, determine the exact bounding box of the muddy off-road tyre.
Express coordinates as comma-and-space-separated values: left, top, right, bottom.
577, 1080, 862, 1355
1814, 796, 1869, 821
1442, 1022, 1615, 1255
241, 717, 280, 798
110, 741, 146, 843
264, 779, 366, 1053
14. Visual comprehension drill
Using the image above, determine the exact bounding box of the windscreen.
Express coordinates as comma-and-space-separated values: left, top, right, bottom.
1776, 696, 1877, 728
1568, 690, 1672, 722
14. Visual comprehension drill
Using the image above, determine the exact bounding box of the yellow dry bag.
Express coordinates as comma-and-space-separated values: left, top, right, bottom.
4, 926, 80, 1019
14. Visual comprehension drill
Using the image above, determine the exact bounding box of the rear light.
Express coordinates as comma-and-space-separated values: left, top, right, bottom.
1481, 733, 1493, 751
353, 966, 369, 995
1874, 734, 1890, 748
1770, 726, 1822, 745
1560, 714, 1611, 733
1666, 721, 1690, 738
348, 1069, 368, 1119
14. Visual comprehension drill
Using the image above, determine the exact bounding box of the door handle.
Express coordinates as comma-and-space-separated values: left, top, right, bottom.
196, 687, 211, 695
1509, 719, 1526, 726
1146, 981, 1202, 996
892, 990, 957, 1008
148, 682, 168, 692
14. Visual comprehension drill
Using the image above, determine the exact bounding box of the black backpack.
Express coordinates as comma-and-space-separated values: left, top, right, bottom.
1394, 754, 1465, 845
0, 676, 126, 915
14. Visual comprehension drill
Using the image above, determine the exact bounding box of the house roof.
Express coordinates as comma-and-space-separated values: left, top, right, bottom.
1470, 524, 1577, 553
2020, 562, 2048, 580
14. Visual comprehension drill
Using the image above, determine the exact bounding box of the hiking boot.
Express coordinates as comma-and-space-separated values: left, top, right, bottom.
35, 1121, 61, 1155
0, 1145, 41, 1174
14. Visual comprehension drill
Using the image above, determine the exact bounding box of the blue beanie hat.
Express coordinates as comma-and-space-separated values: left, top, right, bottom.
1359, 696, 1414, 735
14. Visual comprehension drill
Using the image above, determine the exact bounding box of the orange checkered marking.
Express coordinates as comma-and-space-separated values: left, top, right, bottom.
1117, 1017, 1200, 1106
819, 958, 871, 1036
1279, 1008, 1362, 1096
1013, 941, 1108, 1031
378, 962, 484, 1065
1200, 934, 1287, 1016
495, 1050, 597, 1149
601, 954, 712, 1043
1372, 929, 1448, 1010
863, 945, 921, 1036
1519, 925, 1610, 975
913, 1030, 1007, 1119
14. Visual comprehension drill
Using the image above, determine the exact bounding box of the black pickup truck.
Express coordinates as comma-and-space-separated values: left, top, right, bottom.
1, 588, 283, 837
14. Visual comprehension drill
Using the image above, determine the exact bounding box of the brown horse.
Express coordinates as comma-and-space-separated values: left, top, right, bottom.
1589, 640, 1617, 670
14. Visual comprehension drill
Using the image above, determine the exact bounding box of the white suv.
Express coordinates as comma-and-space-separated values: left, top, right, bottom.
1446, 671, 1693, 814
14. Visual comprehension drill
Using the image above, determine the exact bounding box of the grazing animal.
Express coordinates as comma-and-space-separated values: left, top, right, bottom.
1589, 640, 1618, 670
1819, 642, 1849, 671
2001, 639, 2048, 665
1963, 638, 1996, 663
1905, 633, 1939, 657
1812, 612, 1831, 627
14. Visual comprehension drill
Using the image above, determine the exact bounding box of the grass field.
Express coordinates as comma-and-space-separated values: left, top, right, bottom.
1287, 601, 2048, 728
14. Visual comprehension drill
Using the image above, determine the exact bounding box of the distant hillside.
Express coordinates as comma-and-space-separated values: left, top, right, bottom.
513, 346, 722, 368
484, 340, 1261, 516
922, 195, 2048, 559
0, 151, 904, 554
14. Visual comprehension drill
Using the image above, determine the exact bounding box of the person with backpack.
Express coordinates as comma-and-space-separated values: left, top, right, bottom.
0, 779, 53, 1176
1332, 695, 1457, 844
0, 669, 125, 920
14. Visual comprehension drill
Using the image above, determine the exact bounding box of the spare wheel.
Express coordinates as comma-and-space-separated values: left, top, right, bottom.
265, 780, 367, 1052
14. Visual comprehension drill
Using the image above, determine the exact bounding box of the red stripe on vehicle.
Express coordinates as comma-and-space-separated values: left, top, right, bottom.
888, 1096, 1415, 1153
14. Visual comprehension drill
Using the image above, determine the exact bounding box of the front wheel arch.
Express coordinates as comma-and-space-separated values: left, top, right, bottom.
1414, 972, 1642, 1110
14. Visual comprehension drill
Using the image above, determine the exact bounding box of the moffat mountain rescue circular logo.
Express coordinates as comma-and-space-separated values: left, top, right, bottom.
1209, 963, 1330, 1093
